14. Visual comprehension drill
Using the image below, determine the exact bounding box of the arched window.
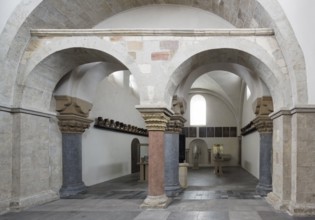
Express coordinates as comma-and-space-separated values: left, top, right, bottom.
190, 94, 206, 126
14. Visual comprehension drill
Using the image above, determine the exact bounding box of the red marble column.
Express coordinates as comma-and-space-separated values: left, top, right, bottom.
137, 107, 173, 208
148, 131, 165, 196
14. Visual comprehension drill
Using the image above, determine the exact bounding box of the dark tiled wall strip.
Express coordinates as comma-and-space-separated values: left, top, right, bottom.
183, 127, 237, 138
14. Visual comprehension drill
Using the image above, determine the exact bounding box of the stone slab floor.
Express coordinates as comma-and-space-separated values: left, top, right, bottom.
1, 167, 314, 220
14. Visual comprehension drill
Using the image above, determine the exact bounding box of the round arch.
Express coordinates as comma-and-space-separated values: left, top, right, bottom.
0, 0, 307, 107
165, 40, 289, 111
15, 38, 142, 111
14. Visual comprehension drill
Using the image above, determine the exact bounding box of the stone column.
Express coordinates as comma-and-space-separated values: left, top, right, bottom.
164, 115, 186, 197
55, 96, 93, 198
253, 97, 273, 196
137, 107, 172, 208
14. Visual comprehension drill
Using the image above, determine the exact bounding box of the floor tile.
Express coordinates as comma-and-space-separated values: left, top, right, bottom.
134, 210, 171, 220
229, 211, 263, 220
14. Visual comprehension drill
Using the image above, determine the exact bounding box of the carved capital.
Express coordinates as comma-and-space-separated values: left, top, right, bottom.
55, 96, 92, 117
137, 108, 172, 131
55, 96, 93, 133
57, 115, 93, 133
254, 96, 273, 116
171, 96, 186, 115
253, 115, 273, 133
166, 115, 186, 133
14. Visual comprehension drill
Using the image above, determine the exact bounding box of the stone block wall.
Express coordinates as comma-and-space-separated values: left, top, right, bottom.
0, 111, 13, 213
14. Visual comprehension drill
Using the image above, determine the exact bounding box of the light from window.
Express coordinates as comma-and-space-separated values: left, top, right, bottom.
246, 85, 251, 100
190, 94, 206, 126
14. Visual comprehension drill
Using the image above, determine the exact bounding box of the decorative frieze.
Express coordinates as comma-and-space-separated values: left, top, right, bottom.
94, 117, 148, 136
241, 121, 256, 136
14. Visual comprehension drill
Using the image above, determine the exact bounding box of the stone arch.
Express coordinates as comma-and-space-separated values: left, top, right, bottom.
0, 0, 307, 107
16, 38, 141, 111
177, 63, 269, 124
178, 63, 268, 103
165, 39, 289, 111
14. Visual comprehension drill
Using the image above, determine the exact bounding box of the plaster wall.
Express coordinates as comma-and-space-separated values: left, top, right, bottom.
241, 87, 260, 178
277, 0, 315, 104
184, 93, 239, 166
82, 71, 147, 186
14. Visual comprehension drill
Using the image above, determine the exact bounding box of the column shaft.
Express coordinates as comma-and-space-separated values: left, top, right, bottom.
148, 131, 165, 196
60, 133, 86, 197
137, 107, 172, 208
164, 132, 182, 197
257, 132, 273, 196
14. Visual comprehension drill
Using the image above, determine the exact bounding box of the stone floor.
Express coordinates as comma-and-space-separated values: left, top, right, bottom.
1, 167, 314, 220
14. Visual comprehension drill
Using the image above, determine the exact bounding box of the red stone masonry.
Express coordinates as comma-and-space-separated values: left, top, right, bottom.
151, 51, 171, 61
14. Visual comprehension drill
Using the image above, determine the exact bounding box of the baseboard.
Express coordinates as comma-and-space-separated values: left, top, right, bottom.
10, 190, 59, 211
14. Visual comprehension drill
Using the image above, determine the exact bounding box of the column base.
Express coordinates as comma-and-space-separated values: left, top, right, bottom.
266, 192, 290, 211
140, 194, 172, 209
165, 185, 183, 197
256, 183, 272, 196
59, 183, 86, 198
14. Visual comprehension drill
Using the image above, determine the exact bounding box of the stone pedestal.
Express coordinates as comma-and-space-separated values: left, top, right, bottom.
55, 96, 93, 198
137, 108, 172, 208
179, 163, 189, 188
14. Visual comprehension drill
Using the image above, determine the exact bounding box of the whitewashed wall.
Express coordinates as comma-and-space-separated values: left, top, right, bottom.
82, 71, 147, 186
184, 93, 239, 166
241, 88, 260, 178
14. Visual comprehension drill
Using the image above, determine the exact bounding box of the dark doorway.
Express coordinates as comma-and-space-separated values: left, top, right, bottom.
131, 138, 140, 173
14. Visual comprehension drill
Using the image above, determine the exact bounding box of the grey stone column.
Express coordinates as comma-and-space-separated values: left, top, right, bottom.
164, 132, 181, 197
60, 133, 86, 197
55, 96, 93, 198
253, 115, 273, 196
164, 115, 186, 197
257, 132, 273, 195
